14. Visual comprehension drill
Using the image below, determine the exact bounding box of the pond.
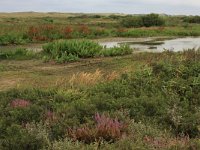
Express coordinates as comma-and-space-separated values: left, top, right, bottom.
100, 37, 200, 52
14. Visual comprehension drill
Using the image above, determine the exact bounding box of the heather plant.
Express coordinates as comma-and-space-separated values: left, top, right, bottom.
10, 99, 31, 108
68, 113, 127, 144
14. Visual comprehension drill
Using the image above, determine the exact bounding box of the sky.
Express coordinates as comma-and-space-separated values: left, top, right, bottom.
0, 0, 200, 15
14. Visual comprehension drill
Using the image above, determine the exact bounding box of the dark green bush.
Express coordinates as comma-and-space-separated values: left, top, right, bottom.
183, 16, 200, 24
121, 16, 144, 28
120, 14, 165, 28
142, 14, 165, 27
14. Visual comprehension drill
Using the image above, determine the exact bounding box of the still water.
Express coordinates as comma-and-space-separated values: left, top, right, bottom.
100, 37, 200, 52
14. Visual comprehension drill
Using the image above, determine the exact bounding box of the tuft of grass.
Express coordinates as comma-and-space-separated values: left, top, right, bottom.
55, 69, 119, 89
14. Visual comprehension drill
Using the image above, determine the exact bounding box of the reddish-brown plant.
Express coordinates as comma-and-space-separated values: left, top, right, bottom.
42, 25, 55, 31
63, 26, 73, 38
78, 25, 90, 35
28, 26, 39, 39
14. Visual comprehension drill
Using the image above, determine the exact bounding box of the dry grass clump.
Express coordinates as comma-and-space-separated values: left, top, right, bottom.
55, 69, 120, 89
69, 69, 103, 87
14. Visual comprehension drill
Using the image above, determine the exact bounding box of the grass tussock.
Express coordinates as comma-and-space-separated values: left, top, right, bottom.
42, 40, 132, 63
55, 69, 120, 89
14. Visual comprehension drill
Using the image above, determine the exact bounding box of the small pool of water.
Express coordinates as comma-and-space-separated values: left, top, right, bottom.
100, 37, 200, 52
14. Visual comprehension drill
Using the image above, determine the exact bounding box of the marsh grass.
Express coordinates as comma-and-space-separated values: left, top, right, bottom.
42, 40, 132, 63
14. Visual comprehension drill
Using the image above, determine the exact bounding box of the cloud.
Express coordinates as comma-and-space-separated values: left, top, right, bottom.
0, 0, 199, 15
140, 0, 200, 7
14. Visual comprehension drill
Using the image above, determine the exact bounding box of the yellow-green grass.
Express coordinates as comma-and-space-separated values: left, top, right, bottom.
0, 54, 142, 91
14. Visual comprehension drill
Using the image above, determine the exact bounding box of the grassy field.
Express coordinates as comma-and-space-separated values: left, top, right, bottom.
0, 13, 200, 149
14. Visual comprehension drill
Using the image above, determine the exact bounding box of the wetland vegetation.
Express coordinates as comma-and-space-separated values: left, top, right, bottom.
0, 12, 199, 149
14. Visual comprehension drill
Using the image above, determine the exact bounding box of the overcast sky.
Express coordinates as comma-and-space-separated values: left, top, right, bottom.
0, 0, 200, 15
